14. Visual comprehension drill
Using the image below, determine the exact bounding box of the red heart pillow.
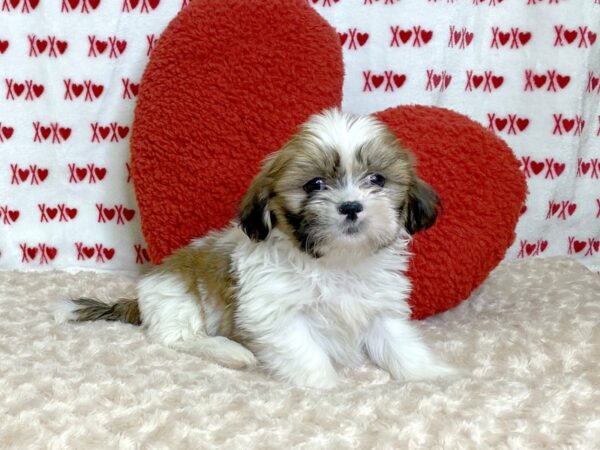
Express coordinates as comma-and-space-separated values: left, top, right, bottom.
131, 0, 526, 319
131, 0, 344, 262
376, 106, 526, 318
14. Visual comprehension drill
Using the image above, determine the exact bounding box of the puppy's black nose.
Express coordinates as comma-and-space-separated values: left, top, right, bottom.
338, 201, 363, 221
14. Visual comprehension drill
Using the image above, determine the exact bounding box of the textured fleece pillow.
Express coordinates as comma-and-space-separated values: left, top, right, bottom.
130, 0, 343, 262
377, 106, 526, 318
131, 0, 527, 319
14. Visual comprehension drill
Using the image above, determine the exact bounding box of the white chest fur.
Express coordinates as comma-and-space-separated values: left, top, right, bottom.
231, 229, 413, 365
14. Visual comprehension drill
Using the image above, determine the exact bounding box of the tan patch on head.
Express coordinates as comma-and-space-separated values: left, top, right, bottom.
271, 132, 341, 187
355, 125, 415, 187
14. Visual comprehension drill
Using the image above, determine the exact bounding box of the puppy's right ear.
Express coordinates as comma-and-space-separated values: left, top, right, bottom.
238, 155, 276, 241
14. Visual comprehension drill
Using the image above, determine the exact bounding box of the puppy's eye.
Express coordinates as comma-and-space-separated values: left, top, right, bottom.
368, 173, 386, 188
303, 177, 326, 193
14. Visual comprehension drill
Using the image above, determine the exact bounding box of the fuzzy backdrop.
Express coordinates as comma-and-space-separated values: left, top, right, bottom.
0, 0, 599, 273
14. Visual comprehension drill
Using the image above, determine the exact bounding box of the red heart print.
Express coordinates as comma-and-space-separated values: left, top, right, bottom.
103, 208, 115, 220
95, 167, 107, 180
581, 162, 590, 174
27, 247, 38, 260
465, 32, 474, 46
56, 41, 68, 55
66, 208, 77, 219
573, 240, 586, 253
103, 248, 115, 260
516, 118, 529, 131
96, 41, 108, 54
130, 84, 139, 96
148, 0, 159, 9
37, 168, 48, 181
118, 126, 130, 139
36, 39, 47, 54
491, 76, 503, 89
33, 84, 44, 98
68, 0, 79, 9
123, 208, 135, 221
83, 247, 95, 258
472, 75, 483, 88
540, 240, 548, 252
562, 119, 574, 132
76, 167, 87, 180
420, 30, 433, 44
453, 31, 461, 44
130, 0, 139, 7
530, 161, 544, 175
525, 243, 536, 255
551, 203, 560, 215
18, 169, 30, 182
594, 242, 600, 253
46, 247, 58, 260
556, 75, 570, 89
518, 32, 531, 46
498, 32, 510, 46
29, 0, 39, 8
13, 83, 24, 97
495, 118, 507, 131
567, 204, 576, 216
8, 210, 19, 222
371, 75, 384, 89
444, 75, 451, 88
0, 40, 8, 54
99, 127, 110, 139
9, 0, 18, 8
2, 127, 14, 139
72, 84, 83, 97
41, 127, 51, 140
588, 32, 597, 45
564, 30, 577, 44
393, 74, 406, 88
553, 163, 565, 177
92, 84, 103, 97
433, 74, 441, 87
591, 77, 599, 91
88, 0, 100, 9
533, 74, 546, 88
59, 128, 71, 141
47, 207, 58, 219
116, 40, 127, 54
338, 33, 348, 46
399, 29, 412, 44
356, 32, 369, 47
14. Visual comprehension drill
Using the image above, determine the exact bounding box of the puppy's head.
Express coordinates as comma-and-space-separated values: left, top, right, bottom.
239, 108, 439, 258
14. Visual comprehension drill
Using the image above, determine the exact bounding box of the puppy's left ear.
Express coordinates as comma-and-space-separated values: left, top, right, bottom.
238, 155, 276, 241
405, 178, 440, 235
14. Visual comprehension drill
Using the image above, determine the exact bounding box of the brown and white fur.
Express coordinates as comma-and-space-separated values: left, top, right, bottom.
56, 108, 456, 389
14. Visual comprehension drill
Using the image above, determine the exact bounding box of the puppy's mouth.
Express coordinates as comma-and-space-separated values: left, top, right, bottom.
340, 220, 364, 236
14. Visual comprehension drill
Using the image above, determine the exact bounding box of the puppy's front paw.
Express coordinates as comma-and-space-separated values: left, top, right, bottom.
275, 365, 340, 390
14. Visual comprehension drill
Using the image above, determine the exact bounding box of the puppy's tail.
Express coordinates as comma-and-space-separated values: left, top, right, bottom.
55, 297, 142, 326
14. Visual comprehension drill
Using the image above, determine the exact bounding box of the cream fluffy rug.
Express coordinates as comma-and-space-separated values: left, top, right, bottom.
0, 257, 599, 449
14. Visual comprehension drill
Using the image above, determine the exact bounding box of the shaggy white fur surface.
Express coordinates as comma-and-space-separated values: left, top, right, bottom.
0, 257, 599, 449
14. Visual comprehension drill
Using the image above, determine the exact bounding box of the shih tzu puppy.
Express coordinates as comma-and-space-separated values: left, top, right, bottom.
57, 108, 456, 389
